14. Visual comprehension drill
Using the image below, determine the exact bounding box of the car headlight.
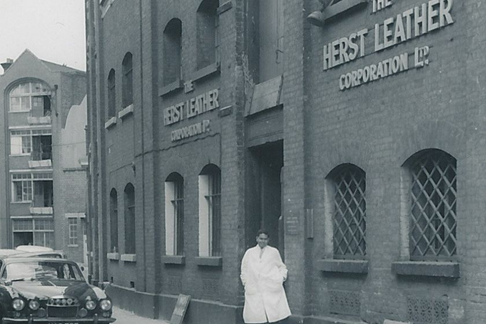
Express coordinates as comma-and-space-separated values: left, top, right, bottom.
86, 300, 96, 310
29, 300, 40, 311
100, 299, 112, 311
12, 298, 25, 311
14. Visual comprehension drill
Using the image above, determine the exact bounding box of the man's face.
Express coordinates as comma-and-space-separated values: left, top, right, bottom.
256, 233, 269, 248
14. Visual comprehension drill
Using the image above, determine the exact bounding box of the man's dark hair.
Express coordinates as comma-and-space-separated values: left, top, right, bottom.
256, 229, 269, 237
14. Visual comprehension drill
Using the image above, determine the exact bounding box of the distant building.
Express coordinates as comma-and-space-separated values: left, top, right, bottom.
86, 0, 486, 323
0, 50, 88, 263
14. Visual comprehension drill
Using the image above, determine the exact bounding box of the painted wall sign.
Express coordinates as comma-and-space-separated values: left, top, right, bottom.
163, 89, 219, 126
171, 120, 211, 142
322, 0, 454, 90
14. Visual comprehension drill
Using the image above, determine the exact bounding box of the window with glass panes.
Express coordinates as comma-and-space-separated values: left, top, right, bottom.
12, 218, 54, 248
9, 81, 50, 112
107, 69, 116, 118
12, 174, 33, 202
124, 184, 136, 254
68, 218, 78, 246
199, 165, 221, 257
122, 53, 133, 108
109, 189, 118, 252
196, 0, 219, 70
10, 129, 51, 156
163, 19, 182, 86
408, 149, 457, 260
12, 172, 53, 204
165, 173, 184, 256
10, 130, 31, 155
331, 164, 366, 259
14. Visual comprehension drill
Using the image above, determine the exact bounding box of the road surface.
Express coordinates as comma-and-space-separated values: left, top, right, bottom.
113, 306, 169, 324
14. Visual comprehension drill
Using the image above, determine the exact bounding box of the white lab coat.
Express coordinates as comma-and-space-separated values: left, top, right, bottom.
240, 245, 291, 323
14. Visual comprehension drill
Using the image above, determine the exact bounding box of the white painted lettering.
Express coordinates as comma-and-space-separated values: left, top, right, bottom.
414, 4, 428, 37
439, 0, 454, 27
428, 0, 440, 32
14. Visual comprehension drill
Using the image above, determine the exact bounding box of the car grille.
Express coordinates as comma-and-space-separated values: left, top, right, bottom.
47, 305, 78, 318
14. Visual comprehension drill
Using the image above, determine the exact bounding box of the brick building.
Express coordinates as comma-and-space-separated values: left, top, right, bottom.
0, 50, 88, 263
86, 0, 486, 323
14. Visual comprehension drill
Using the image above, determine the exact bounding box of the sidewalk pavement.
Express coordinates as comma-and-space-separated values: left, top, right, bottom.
113, 306, 169, 324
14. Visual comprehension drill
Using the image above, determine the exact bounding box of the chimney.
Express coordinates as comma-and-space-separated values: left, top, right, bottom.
1, 58, 13, 72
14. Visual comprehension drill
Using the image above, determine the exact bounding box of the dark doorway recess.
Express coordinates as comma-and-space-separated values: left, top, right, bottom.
246, 140, 284, 258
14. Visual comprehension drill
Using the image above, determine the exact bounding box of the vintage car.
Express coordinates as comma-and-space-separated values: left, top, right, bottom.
0, 257, 115, 323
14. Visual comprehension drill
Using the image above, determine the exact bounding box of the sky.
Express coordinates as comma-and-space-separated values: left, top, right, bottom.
0, 0, 86, 72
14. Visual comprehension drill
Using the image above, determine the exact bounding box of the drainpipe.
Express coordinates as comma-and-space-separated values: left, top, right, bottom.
138, 0, 147, 293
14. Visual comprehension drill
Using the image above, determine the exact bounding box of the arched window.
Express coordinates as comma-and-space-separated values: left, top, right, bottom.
122, 53, 133, 108
327, 164, 366, 259
107, 69, 116, 118
163, 19, 182, 85
110, 189, 118, 253
124, 183, 136, 254
9, 81, 51, 115
198, 164, 221, 257
196, 0, 219, 70
405, 149, 457, 260
165, 173, 184, 256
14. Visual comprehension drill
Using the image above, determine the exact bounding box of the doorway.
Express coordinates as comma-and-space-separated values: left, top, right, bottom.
246, 140, 284, 257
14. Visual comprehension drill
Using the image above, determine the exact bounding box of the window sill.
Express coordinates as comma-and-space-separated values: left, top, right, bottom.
219, 105, 232, 117
104, 117, 117, 129
30, 207, 53, 215
162, 255, 185, 265
28, 159, 52, 168
107, 252, 120, 261
159, 79, 183, 97
9, 110, 31, 114
324, 0, 368, 21
120, 254, 136, 262
28, 116, 51, 125
118, 104, 134, 119
191, 62, 220, 83
68, 244, 79, 248
392, 261, 460, 278
317, 259, 368, 274
195, 256, 222, 267
217, 1, 232, 15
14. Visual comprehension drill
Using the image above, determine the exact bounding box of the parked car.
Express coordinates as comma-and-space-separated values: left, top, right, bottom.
0, 257, 115, 323
15, 245, 54, 253
14, 246, 65, 259
0, 250, 25, 259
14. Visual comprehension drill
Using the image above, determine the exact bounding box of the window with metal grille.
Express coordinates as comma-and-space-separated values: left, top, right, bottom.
198, 164, 221, 257
124, 183, 136, 254
330, 164, 366, 259
122, 53, 133, 108
110, 189, 118, 252
408, 149, 457, 260
165, 173, 184, 256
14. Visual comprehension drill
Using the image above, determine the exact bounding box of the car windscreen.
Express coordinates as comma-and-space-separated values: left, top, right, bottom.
3, 261, 85, 282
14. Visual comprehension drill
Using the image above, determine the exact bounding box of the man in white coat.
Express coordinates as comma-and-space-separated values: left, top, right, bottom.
241, 229, 291, 323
